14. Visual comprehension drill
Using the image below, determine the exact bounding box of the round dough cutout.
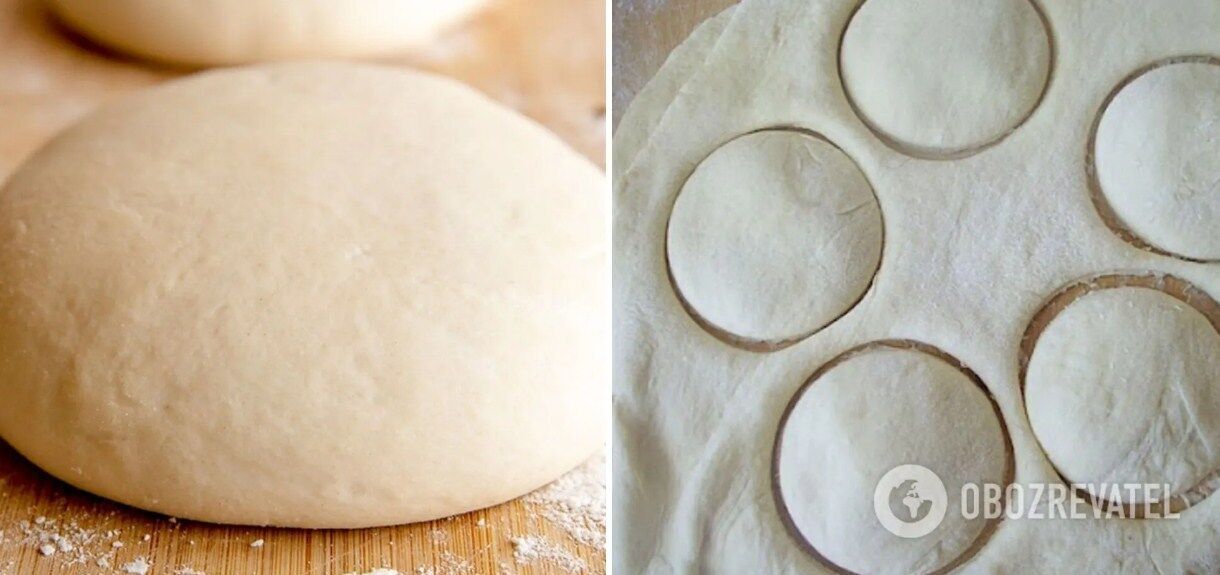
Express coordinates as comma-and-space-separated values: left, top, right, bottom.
666, 130, 882, 349
775, 343, 1010, 575
1092, 58, 1220, 261
0, 62, 605, 528
47, 0, 486, 66
840, 0, 1052, 158
1025, 285, 1220, 510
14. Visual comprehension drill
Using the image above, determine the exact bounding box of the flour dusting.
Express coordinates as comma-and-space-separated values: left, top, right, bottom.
524, 451, 606, 550
512, 536, 587, 573
121, 556, 151, 574
0, 452, 605, 575
9, 514, 123, 567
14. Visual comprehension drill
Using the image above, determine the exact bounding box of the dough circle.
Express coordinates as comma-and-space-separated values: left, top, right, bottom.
1093, 59, 1220, 261
839, 0, 1052, 158
0, 62, 606, 528
666, 130, 882, 348
775, 344, 1009, 575
1025, 286, 1220, 508
47, 0, 486, 66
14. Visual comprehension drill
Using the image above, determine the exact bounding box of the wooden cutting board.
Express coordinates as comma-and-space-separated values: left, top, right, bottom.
0, 0, 606, 573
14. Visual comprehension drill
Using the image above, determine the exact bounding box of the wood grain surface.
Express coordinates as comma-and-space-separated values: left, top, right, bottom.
0, 0, 607, 574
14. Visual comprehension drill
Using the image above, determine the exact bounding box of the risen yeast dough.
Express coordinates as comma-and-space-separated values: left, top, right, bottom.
48, 0, 485, 66
0, 62, 606, 528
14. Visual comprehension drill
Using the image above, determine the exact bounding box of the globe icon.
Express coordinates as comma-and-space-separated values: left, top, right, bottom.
888, 479, 933, 523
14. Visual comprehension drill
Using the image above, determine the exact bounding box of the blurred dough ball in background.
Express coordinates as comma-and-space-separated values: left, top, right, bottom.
46, 0, 487, 66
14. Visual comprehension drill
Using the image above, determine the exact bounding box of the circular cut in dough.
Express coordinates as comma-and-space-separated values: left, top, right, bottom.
1025, 287, 1220, 507
0, 62, 605, 528
839, 0, 1052, 158
47, 0, 485, 66
775, 344, 1009, 575
666, 130, 882, 348
1093, 59, 1220, 261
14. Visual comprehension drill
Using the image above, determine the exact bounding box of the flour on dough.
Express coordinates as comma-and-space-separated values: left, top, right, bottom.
777, 346, 1007, 575
840, 0, 1051, 158
1094, 59, 1220, 261
666, 130, 882, 347
1025, 287, 1220, 505
614, 0, 1220, 572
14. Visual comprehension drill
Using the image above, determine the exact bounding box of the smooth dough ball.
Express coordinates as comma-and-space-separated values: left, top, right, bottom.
777, 346, 1008, 575
840, 0, 1051, 157
1095, 61, 1220, 261
666, 130, 882, 346
47, 0, 486, 66
0, 62, 606, 528
1026, 287, 1220, 505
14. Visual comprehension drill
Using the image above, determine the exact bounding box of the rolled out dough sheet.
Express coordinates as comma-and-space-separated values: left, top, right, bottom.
613, 0, 1220, 572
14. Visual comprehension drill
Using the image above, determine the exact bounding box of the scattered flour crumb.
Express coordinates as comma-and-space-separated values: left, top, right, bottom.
250, 538, 265, 548
438, 550, 474, 574
411, 547, 478, 575
122, 556, 152, 575
511, 536, 586, 573
174, 567, 207, 575
142, 534, 151, 542
13, 513, 123, 566
524, 451, 606, 550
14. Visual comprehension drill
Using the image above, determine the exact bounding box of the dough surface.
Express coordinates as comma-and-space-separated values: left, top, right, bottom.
1025, 287, 1220, 505
1094, 60, 1220, 261
666, 130, 882, 346
0, 62, 606, 528
614, 0, 1220, 573
840, 0, 1051, 157
47, 0, 485, 66
777, 346, 1007, 575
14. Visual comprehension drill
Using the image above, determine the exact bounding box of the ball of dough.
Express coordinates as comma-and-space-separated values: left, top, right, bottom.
840, 0, 1051, 157
47, 0, 486, 66
0, 62, 606, 528
1025, 287, 1220, 505
1094, 60, 1220, 261
776, 346, 1008, 575
666, 130, 882, 347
